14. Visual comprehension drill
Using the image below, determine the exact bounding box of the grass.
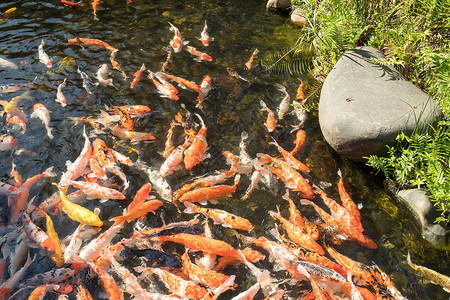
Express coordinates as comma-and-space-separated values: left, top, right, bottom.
287, 0, 450, 223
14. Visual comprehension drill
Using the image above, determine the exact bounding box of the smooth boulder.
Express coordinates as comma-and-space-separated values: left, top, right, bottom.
319, 46, 440, 162
397, 189, 450, 250
266, 0, 290, 11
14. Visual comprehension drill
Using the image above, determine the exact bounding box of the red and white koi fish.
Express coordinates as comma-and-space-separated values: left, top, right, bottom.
260, 100, 276, 132
108, 105, 151, 115
0, 181, 21, 197
148, 71, 179, 100
130, 63, 145, 89
168, 21, 188, 53
0, 81, 33, 94
22, 213, 56, 254
160, 139, 190, 177
63, 224, 83, 262
292, 100, 307, 128
38, 40, 52, 68
110, 50, 127, 78
0, 253, 32, 300
59, 127, 92, 187
78, 223, 123, 262
226, 67, 249, 82
110, 124, 156, 143
245, 49, 259, 70
71, 180, 126, 201
158, 72, 200, 91
0, 56, 18, 69
275, 83, 291, 120
55, 78, 67, 107
31, 103, 53, 139
242, 168, 262, 200
96, 64, 115, 88
199, 20, 214, 46
196, 75, 212, 108
186, 46, 213, 62
109, 149, 132, 166
5, 111, 27, 132
184, 113, 209, 170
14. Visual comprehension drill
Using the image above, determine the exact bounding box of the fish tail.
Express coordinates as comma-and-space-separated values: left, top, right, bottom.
47, 127, 54, 139
183, 202, 196, 214
44, 166, 56, 177
233, 174, 241, 186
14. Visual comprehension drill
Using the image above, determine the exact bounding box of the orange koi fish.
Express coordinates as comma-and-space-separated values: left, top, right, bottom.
76, 284, 94, 300
296, 264, 327, 300
283, 190, 318, 239
337, 170, 361, 221
296, 79, 305, 102
214, 247, 265, 271
135, 266, 207, 299
245, 48, 259, 70
196, 75, 212, 108
92, 0, 101, 19
201, 275, 236, 300
260, 100, 276, 132
31, 103, 54, 139
110, 200, 163, 225
10, 167, 56, 221
161, 48, 173, 72
153, 233, 239, 257
257, 153, 314, 199
159, 72, 200, 91
290, 128, 307, 156
172, 180, 214, 204
168, 21, 188, 53
178, 175, 240, 205
53, 184, 103, 227
184, 202, 254, 231
148, 71, 179, 101
109, 105, 151, 115
130, 63, 145, 89
222, 151, 238, 177
184, 113, 208, 170
163, 121, 178, 159
114, 106, 134, 131
199, 20, 214, 46
270, 138, 309, 173
88, 261, 124, 300
68, 37, 117, 53
186, 46, 213, 62
182, 251, 229, 288
61, 0, 80, 7
270, 208, 324, 255
89, 157, 107, 180
127, 183, 151, 211
110, 124, 156, 142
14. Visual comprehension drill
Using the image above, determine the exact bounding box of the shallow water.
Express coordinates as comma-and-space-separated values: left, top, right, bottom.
0, 0, 449, 299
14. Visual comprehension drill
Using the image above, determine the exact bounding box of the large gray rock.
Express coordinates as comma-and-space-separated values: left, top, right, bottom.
319, 46, 440, 162
397, 189, 450, 250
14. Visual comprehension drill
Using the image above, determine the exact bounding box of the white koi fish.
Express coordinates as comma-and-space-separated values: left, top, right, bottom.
77, 66, 94, 94
55, 78, 67, 107
0, 56, 18, 69
275, 83, 291, 120
38, 39, 52, 68
96, 63, 116, 88
70, 180, 126, 202
199, 20, 214, 46
31, 103, 53, 139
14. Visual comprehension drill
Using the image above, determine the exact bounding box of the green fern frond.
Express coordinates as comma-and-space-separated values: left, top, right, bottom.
261, 43, 316, 75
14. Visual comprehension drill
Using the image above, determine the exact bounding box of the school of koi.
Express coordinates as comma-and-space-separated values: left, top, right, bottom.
0, 9, 418, 300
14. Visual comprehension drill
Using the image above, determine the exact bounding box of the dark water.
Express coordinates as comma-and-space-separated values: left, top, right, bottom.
0, 0, 449, 299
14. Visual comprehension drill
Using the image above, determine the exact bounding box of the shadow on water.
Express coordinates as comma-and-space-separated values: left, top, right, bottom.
0, 0, 448, 299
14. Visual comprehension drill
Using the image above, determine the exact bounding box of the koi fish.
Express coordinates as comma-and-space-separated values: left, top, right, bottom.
88, 261, 124, 299
186, 46, 213, 62
39, 209, 64, 267
159, 72, 200, 91
0, 56, 18, 69
407, 252, 450, 293
78, 223, 122, 262
168, 21, 188, 53
109, 149, 132, 166
92, 0, 101, 20
295, 264, 327, 300
178, 175, 240, 205
296, 79, 305, 102
201, 275, 236, 300
22, 213, 56, 254
71, 180, 126, 201
199, 20, 214, 46
31, 103, 54, 139
161, 48, 173, 72
5, 110, 27, 132
108, 105, 151, 115
196, 75, 212, 108
0, 81, 33, 93
110, 51, 127, 79
160, 140, 190, 177
0, 253, 32, 300
113, 106, 134, 131
163, 121, 177, 159
135, 159, 172, 202
226, 67, 249, 82
290, 128, 306, 156
53, 184, 103, 227
241, 168, 262, 200
110, 124, 156, 143
184, 113, 209, 170
77, 67, 94, 94
96, 63, 115, 87
148, 71, 179, 100
270, 137, 309, 173
110, 200, 163, 225
55, 78, 67, 107
130, 63, 145, 89
68, 37, 117, 53
245, 49, 259, 70
184, 202, 254, 231
337, 169, 361, 221
0, 181, 21, 197
292, 100, 307, 128
1, 89, 33, 114
61, 0, 80, 6
38, 39, 52, 68
260, 100, 276, 132
182, 251, 229, 289
275, 83, 291, 120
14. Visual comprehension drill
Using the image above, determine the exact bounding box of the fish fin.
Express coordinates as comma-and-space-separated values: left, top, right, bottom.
209, 200, 218, 205
44, 166, 56, 177
99, 199, 109, 203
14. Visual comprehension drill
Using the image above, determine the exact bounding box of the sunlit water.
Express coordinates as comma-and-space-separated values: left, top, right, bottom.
0, 0, 449, 299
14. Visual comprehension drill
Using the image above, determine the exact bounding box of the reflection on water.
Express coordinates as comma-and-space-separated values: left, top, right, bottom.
0, 0, 449, 299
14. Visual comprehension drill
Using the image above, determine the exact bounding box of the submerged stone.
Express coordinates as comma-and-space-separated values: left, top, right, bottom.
319, 46, 440, 162
290, 7, 307, 26
266, 0, 290, 11
397, 188, 450, 250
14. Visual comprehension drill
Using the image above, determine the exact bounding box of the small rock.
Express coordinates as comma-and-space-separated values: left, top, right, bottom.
318, 46, 440, 162
397, 189, 450, 250
266, 0, 291, 11
290, 7, 307, 25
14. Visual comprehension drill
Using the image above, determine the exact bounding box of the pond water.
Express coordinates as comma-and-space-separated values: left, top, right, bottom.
0, 0, 449, 299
